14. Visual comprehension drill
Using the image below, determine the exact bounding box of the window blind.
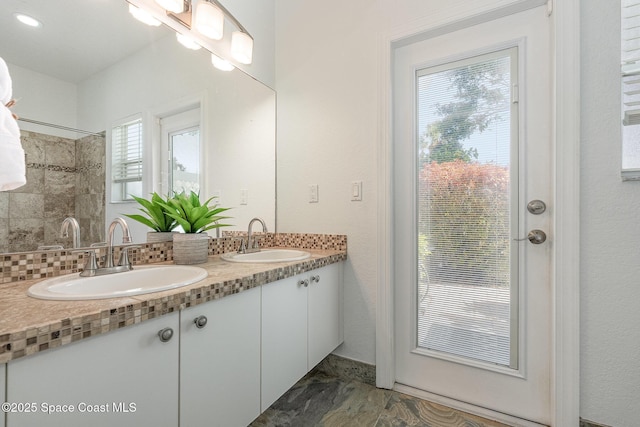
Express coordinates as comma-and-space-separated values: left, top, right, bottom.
111, 118, 142, 201
622, 1, 640, 177
416, 49, 516, 368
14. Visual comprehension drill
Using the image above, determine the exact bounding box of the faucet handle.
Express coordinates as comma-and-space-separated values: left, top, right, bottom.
252, 236, 261, 250
238, 238, 247, 254
118, 245, 142, 268
72, 249, 99, 276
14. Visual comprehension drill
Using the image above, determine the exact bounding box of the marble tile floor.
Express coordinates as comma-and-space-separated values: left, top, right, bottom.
250, 370, 511, 427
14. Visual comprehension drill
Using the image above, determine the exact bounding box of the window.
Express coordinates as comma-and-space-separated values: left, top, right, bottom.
111, 116, 143, 201
416, 48, 518, 367
622, 0, 640, 179
159, 108, 201, 195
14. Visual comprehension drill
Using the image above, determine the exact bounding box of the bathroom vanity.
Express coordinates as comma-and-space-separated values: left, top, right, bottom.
0, 246, 345, 427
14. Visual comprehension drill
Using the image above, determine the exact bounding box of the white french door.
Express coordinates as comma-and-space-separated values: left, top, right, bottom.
393, 6, 551, 425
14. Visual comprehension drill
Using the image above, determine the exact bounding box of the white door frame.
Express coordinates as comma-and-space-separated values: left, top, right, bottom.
375, 1, 580, 426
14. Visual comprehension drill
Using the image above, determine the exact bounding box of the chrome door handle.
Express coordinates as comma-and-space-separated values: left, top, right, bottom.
514, 229, 547, 244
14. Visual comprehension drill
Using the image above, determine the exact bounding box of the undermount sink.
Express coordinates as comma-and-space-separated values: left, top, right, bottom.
27, 265, 208, 301
221, 249, 311, 263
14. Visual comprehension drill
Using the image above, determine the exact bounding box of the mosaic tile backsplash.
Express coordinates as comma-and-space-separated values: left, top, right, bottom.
0, 233, 347, 285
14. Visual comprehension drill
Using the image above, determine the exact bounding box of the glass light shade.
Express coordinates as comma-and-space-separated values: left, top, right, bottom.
176, 33, 201, 50
211, 54, 234, 71
194, 1, 224, 40
128, 4, 161, 27
155, 0, 184, 13
231, 31, 253, 65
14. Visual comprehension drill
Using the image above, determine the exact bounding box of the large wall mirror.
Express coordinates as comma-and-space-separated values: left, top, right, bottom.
0, 0, 276, 253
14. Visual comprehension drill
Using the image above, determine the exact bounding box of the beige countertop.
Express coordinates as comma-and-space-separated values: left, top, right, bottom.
0, 248, 346, 364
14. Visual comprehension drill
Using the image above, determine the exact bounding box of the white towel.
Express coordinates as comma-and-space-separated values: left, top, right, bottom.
0, 57, 26, 191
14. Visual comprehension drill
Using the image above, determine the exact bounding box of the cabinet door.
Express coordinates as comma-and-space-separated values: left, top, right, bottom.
308, 262, 344, 369
180, 286, 261, 427
261, 275, 308, 412
6, 313, 179, 427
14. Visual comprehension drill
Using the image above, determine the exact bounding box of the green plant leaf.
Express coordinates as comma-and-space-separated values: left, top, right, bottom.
160, 190, 233, 233
123, 192, 179, 232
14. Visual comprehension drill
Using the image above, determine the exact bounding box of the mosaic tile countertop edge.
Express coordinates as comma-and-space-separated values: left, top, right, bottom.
0, 233, 347, 364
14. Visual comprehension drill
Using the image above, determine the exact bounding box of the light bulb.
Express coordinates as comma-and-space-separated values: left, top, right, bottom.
231, 31, 253, 65
176, 33, 201, 50
155, 0, 184, 13
128, 4, 161, 27
194, 1, 224, 40
211, 54, 234, 71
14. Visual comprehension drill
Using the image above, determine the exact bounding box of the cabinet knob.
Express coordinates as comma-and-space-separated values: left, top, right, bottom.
311, 275, 320, 283
194, 315, 208, 329
298, 279, 309, 287
158, 327, 174, 342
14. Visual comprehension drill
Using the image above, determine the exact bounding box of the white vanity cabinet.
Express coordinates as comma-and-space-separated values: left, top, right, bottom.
180, 286, 261, 427
261, 262, 343, 411
5, 313, 179, 427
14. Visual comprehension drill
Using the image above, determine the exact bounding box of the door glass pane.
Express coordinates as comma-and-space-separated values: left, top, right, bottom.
169, 126, 200, 194
416, 49, 516, 367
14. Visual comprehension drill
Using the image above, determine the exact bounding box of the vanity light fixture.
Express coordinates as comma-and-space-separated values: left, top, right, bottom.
127, 0, 254, 67
129, 4, 161, 26
211, 53, 234, 71
14, 13, 42, 28
176, 33, 202, 50
194, 0, 224, 40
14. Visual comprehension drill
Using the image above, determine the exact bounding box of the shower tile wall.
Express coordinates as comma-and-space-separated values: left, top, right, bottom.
0, 131, 105, 253
75, 133, 105, 247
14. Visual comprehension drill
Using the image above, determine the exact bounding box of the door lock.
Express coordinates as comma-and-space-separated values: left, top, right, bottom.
527, 200, 546, 215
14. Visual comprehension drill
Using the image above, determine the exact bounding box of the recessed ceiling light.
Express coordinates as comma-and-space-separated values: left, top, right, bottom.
14, 13, 42, 28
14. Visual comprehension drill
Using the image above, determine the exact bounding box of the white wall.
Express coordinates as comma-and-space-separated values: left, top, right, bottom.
7, 63, 78, 139
274, 0, 537, 366
580, 2, 640, 426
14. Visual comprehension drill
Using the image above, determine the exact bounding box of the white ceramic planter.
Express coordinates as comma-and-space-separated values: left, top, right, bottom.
173, 233, 210, 265
147, 231, 177, 243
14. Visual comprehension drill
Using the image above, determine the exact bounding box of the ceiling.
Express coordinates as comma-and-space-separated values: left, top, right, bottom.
0, 0, 169, 83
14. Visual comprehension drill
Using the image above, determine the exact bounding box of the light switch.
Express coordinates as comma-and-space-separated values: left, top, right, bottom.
240, 189, 248, 205
351, 181, 362, 201
309, 184, 319, 203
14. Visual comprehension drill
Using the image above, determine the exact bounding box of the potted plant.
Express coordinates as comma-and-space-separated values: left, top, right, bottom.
159, 191, 231, 264
124, 193, 179, 242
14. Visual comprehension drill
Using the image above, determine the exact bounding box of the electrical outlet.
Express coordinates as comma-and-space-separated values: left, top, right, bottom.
240, 189, 248, 205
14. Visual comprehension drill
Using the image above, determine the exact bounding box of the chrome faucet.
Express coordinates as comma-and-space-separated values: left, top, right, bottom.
105, 217, 132, 268
77, 218, 137, 277
60, 217, 81, 249
241, 217, 268, 254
